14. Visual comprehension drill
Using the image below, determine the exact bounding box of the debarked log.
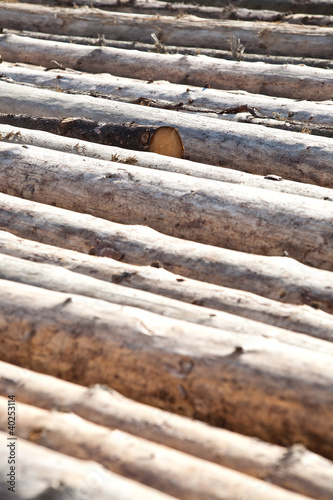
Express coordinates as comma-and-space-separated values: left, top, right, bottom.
0, 115, 184, 157
1, 230, 333, 334
2, 124, 333, 203
1, 143, 333, 270
0, 281, 333, 459
1, 34, 333, 101
2, 252, 333, 349
0, 398, 313, 500
2, 62, 333, 126
1, 361, 333, 500
0, 3, 332, 59
0, 194, 333, 309
0, 431, 177, 500
1, 81, 333, 187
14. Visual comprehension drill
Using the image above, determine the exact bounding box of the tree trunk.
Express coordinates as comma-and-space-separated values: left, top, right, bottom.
1, 230, 333, 334
1, 143, 333, 270
0, 280, 333, 459
2, 81, 333, 187
2, 61, 333, 126
0, 115, 184, 157
2, 252, 333, 348
2, 123, 333, 203
1, 34, 332, 100
0, 431, 176, 500
0, 193, 332, 308
1, 361, 332, 500
0, 3, 332, 59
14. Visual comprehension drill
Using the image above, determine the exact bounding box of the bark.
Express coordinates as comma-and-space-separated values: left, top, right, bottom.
1, 143, 333, 271
0, 431, 177, 500
5, 29, 333, 68
0, 398, 314, 500
2, 252, 333, 349
0, 115, 184, 157
0, 3, 332, 59
1, 362, 333, 500
2, 124, 333, 203
1, 280, 333, 459
2, 61, 333, 127
1, 34, 333, 101
1, 230, 333, 334
2, 82, 333, 188
0, 194, 333, 309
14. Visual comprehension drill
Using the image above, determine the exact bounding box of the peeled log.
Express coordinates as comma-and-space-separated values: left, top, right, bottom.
0, 431, 177, 500
1, 143, 333, 270
1, 280, 333, 459
0, 3, 332, 59
1, 34, 333, 101
1, 361, 333, 500
0, 194, 333, 310
2, 81, 333, 187
1, 230, 333, 335
2, 123, 333, 203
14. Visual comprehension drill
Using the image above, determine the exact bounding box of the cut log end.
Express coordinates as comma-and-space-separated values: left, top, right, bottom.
149, 126, 184, 158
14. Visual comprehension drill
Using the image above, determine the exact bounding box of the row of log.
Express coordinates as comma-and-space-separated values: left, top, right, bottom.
0, 3, 332, 59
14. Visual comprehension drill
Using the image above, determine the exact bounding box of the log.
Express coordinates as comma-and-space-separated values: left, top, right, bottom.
1, 230, 333, 334
0, 115, 184, 157
0, 3, 332, 59
1, 361, 333, 500
0, 398, 313, 500
0, 279, 333, 459
0, 431, 177, 500
2, 82, 333, 187
2, 252, 333, 349
0, 194, 333, 310
1, 34, 333, 101
2, 123, 333, 203
9, 0, 333, 25
1, 143, 333, 270
5, 29, 333, 68
2, 61, 333, 126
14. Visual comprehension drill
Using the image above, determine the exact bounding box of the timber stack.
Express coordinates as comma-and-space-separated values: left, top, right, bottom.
0, 0, 332, 498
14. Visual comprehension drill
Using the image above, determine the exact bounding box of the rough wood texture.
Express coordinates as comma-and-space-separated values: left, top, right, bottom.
1, 34, 333, 100
2, 124, 333, 203
2, 361, 333, 500
0, 3, 332, 59
0, 431, 177, 500
0, 280, 333, 459
1, 143, 333, 270
2, 82, 333, 187
1, 230, 333, 334
2, 62, 333, 126
0, 194, 333, 310
0, 398, 314, 500
0, 115, 184, 157
2, 252, 333, 349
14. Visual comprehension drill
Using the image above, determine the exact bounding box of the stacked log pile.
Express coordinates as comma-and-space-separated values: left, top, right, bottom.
0, 0, 332, 498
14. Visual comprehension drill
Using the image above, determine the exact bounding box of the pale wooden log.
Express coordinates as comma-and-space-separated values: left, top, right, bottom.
2, 82, 333, 187
2, 61, 333, 126
1, 230, 333, 335
2, 252, 333, 349
2, 124, 333, 203
2, 362, 333, 500
5, 29, 333, 69
0, 398, 313, 500
0, 3, 332, 59
1, 35, 333, 101
1, 194, 333, 310
1, 280, 333, 458
2, 143, 333, 270
0, 431, 177, 500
